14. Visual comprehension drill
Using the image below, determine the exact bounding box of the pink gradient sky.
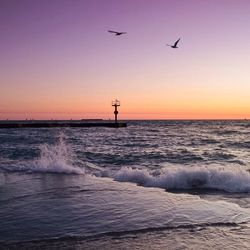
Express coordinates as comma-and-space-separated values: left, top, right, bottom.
1, 0, 250, 119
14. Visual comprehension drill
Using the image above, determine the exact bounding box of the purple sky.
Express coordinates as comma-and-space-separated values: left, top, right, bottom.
1, 0, 250, 119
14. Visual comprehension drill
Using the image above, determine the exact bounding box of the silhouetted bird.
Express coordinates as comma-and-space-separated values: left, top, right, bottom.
108, 30, 127, 36
167, 38, 180, 48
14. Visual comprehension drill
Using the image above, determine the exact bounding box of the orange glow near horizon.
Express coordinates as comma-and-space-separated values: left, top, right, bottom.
1, 75, 250, 120
1, 81, 250, 120
1, 104, 249, 120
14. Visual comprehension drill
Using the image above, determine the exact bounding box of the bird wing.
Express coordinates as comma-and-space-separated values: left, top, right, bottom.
174, 38, 180, 46
108, 30, 118, 34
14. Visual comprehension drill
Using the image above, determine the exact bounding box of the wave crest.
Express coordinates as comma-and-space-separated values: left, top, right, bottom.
114, 165, 250, 193
30, 134, 85, 174
0, 134, 86, 175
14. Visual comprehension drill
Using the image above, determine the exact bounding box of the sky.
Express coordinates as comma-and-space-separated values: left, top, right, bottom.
0, 0, 250, 120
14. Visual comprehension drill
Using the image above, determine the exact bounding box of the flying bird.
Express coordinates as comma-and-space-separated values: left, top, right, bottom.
167, 38, 180, 48
108, 30, 127, 36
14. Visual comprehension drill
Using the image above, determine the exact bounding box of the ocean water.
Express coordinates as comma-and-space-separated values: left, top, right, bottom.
0, 120, 250, 249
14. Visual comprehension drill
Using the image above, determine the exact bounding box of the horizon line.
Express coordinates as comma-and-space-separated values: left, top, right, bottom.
1, 118, 249, 121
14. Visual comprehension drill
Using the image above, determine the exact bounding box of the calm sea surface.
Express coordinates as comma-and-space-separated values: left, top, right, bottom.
1, 120, 250, 249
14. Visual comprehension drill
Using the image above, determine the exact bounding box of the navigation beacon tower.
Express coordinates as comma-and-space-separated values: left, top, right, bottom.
112, 99, 120, 124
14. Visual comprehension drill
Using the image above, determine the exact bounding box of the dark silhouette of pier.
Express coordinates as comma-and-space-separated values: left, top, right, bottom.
0, 120, 126, 129
0, 100, 126, 129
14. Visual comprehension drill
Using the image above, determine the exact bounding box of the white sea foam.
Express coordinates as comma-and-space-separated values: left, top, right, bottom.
29, 134, 85, 175
114, 165, 250, 193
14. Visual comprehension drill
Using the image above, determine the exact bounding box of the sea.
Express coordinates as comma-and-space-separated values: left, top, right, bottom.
0, 120, 250, 249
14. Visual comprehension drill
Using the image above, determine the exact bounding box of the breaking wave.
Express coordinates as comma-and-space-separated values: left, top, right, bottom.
114, 165, 250, 193
1, 134, 85, 175
30, 135, 85, 174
